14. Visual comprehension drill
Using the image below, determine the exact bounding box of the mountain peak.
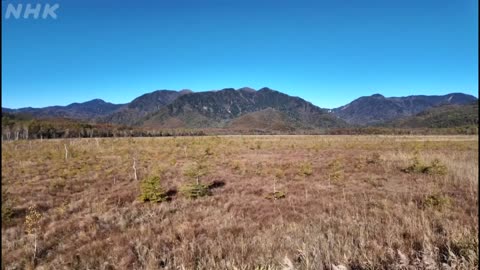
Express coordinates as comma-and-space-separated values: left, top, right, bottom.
68, 98, 108, 107
258, 87, 274, 92
237, 87, 256, 93
88, 98, 107, 104
179, 89, 193, 95
371, 94, 384, 98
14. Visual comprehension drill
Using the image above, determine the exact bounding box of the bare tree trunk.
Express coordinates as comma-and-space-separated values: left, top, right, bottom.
133, 159, 138, 181
64, 144, 68, 161
33, 233, 37, 265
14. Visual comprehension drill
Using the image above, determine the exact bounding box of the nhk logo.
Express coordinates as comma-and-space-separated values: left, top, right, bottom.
3, 2, 60, 19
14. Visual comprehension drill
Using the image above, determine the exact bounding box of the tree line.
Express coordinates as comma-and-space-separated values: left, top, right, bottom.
2, 112, 477, 141
1, 113, 206, 140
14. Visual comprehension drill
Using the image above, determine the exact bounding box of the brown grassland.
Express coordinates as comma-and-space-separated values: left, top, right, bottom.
1, 135, 478, 269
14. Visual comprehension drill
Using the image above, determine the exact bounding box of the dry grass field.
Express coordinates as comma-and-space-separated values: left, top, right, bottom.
1, 135, 478, 269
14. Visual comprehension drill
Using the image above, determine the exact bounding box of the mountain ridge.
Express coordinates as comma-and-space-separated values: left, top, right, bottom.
2, 99, 124, 120
3, 88, 477, 129
142, 87, 346, 129
332, 92, 477, 125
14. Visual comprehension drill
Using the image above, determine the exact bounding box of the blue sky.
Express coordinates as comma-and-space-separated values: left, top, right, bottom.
2, 0, 478, 109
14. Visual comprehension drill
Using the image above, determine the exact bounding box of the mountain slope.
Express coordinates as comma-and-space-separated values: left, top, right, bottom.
386, 103, 478, 128
332, 93, 478, 125
4, 89, 477, 131
2, 99, 124, 120
99, 90, 190, 125
143, 87, 346, 129
228, 108, 299, 131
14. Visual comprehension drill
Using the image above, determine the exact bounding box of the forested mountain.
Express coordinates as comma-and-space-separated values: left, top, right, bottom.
385, 103, 478, 129
2, 99, 124, 120
143, 87, 347, 129
332, 93, 477, 125
3, 88, 478, 135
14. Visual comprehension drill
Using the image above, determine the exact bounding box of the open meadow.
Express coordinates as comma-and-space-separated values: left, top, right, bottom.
1, 135, 478, 269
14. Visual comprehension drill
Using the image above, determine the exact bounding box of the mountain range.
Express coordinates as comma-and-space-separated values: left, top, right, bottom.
3, 99, 124, 120
3, 87, 478, 130
332, 93, 477, 125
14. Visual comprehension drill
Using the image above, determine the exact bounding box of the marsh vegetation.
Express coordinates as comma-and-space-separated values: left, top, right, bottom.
1, 135, 478, 269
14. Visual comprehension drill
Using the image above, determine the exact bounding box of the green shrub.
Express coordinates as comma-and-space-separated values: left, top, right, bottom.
25, 205, 42, 234
274, 168, 286, 179
179, 183, 210, 199
298, 162, 313, 177
404, 156, 447, 175
184, 161, 209, 184
424, 159, 447, 175
328, 159, 344, 182
139, 176, 167, 203
404, 155, 425, 173
1, 189, 13, 225
451, 237, 478, 263
1, 203, 13, 225
423, 194, 451, 210
204, 147, 214, 156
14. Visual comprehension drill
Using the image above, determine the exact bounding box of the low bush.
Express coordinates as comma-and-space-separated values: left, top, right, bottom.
1, 189, 13, 225
184, 161, 209, 184
450, 237, 479, 263
328, 159, 344, 182
2, 202, 13, 225
298, 162, 313, 177
179, 183, 210, 199
404, 156, 447, 175
423, 194, 451, 210
423, 159, 448, 175
139, 176, 167, 203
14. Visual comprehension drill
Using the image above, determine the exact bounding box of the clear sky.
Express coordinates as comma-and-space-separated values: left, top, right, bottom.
2, 0, 478, 109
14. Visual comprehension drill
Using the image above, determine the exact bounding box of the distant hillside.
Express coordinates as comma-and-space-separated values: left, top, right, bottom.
143, 87, 347, 129
99, 90, 191, 125
3, 88, 477, 132
386, 103, 478, 128
332, 93, 478, 125
1, 111, 206, 140
227, 108, 299, 131
2, 99, 123, 120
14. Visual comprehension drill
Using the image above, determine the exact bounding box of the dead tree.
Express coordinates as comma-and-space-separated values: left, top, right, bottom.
132, 158, 138, 181
64, 144, 68, 161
